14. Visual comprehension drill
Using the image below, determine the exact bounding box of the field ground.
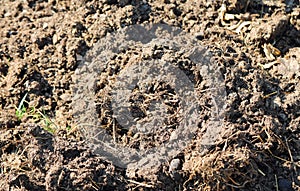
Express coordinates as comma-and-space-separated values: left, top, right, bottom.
0, 0, 299, 190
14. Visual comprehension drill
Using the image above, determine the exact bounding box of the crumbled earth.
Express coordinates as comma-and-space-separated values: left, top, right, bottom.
0, 0, 299, 190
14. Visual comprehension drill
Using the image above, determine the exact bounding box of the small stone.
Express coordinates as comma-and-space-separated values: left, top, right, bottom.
169, 131, 178, 141
70, 172, 76, 179
53, 34, 58, 44
169, 158, 181, 173
42, 23, 48, 29
76, 54, 83, 61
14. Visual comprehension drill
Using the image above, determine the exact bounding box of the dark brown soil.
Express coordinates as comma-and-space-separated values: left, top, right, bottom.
0, 0, 299, 190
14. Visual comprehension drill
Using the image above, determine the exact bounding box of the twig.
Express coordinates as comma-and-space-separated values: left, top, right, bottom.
226, 180, 250, 189
113, 118, 116, 144
263, 91, 277, 99
127, 179, 154, 188
88, 177, 100, 190
275, 174, 279, 191
268, 149, 300, 168
285, 138, 294, 164
285, 137, 297, 173
257, 168, 266, 176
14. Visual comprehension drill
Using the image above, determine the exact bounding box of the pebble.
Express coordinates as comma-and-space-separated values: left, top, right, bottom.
169, 158, 181, 173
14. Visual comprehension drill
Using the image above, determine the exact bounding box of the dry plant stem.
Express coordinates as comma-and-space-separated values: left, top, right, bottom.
88, 177, 100, 190
113, 118, 116, 143
275, 174, 279, 191
126, 179, 154, 188
285, 137, 298, 173
225, 180, 250, 189
268, 149, 300, 168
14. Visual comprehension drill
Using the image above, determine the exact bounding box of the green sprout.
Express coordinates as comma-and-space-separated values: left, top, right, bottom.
15, 93, 58, 134
36, 109, 57, 134
15, 93, 28, 121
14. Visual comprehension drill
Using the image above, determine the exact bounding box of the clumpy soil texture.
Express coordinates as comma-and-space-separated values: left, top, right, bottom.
0, 0, 300, 190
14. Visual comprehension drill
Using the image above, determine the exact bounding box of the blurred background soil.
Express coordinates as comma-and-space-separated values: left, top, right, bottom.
0, 0, 299, 190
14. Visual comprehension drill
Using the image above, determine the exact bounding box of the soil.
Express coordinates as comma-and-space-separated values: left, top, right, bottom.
0, 0, 299, 190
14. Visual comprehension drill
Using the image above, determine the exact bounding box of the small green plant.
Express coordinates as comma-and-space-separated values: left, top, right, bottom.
36, 109, 57, 134
66, 126, 72, 131
15, 93, 28, 120
15, 93, 58, 134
